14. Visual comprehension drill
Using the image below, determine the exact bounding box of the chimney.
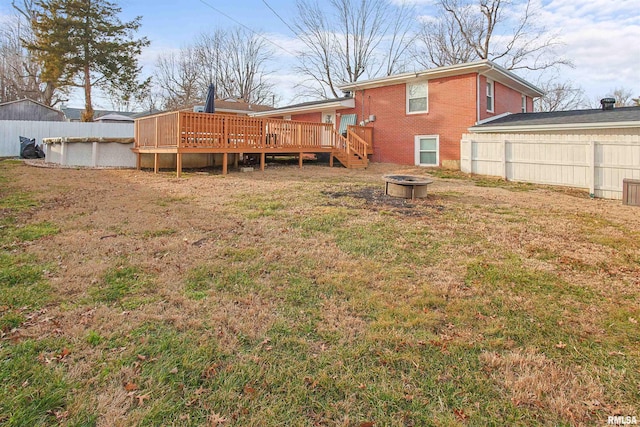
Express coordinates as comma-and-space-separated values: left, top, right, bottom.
600, 98, 616, 111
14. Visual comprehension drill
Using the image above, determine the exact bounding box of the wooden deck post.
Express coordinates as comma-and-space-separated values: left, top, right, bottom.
222, 153, 228, 175
176, 153, 182, 178
154, 153, 159, 174
136, 152, 141, 170
260, 153, 265, 171
299, 152, 303, 169
234, 153, 239, 169
329, 153, 334, 168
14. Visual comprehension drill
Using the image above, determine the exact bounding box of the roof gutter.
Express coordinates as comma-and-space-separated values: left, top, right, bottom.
249, 98, 355, 117
468, 121, 640, 133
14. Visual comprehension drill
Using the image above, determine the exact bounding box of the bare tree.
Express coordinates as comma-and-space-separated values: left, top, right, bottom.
534, 78, 586, 112
1, 3, 65, 105
588, 87, 637, 109
154, 47, 203, 110
413, 13, 476, 68
293, 0, 417, 99
417, 0, 570, 71
216, 28, 275, 104
608, 87, 635, 107
152, 27, 277, 110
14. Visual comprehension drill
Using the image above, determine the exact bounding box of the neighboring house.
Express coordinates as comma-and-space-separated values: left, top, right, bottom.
191, 98, 274, 115
460, 103, 640, 199
0, 98, 65, 121
252, 60, 543, 169
62, 107, 138, 122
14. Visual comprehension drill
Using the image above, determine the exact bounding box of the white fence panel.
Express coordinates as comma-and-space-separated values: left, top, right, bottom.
461, 133, 640, 199
0, 120, 133, 157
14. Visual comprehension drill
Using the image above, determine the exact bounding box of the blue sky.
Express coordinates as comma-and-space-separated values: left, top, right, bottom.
1, 0, 639, 109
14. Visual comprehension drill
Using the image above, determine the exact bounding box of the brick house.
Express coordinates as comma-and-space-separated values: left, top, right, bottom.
253, 60, 543, 169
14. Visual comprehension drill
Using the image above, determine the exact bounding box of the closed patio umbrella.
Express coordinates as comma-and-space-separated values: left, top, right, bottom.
204, 83, 216, 113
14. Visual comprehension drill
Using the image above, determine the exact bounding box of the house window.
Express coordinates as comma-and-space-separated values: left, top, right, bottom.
415, 135, 439, 166
521, 95, 527, 113
486, 80, 494, 112
407, 81, 428, 114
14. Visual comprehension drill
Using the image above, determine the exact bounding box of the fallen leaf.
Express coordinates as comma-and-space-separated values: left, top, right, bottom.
208, 412, 227, 426
59, 348, 70, 359
609, 351, 625, 356
359, 423, 375, 427
135, 393, 150, 406
137, 354, 147, 361
555, 342, 567, 349
170, 367, 179, 374
124, 382, 138, 391
629, 317, 637, 324
453, 408, 468, 421
203, 363, 220, 379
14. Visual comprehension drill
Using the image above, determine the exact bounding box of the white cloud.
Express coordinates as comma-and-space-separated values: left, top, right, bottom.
537, 0, 640, 100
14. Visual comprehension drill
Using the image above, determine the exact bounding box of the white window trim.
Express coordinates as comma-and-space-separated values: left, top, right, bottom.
486, 80, 494, 113
406, 81, 428, 115
414, 135, 439, 167
521, 95, 527, 113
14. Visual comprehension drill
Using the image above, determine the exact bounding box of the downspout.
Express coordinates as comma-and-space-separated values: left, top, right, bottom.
361, 89, 365, 125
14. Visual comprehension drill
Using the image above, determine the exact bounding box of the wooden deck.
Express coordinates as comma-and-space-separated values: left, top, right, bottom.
133, 111, 373, 177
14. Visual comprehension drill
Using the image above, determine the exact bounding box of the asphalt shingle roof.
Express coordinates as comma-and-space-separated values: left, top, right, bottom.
474, 106, 640, 128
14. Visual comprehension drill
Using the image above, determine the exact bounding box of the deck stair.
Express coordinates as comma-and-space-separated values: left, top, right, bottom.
333, 148, 368, 169
332, 129, 370, 169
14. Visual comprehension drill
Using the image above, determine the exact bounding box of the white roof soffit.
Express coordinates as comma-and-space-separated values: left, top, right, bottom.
250, 98, 356, 117
338, 60, 544, 98
468, 121, 640, 133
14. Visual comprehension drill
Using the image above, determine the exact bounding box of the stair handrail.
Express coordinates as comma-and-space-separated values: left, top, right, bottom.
347, 129, 368, 160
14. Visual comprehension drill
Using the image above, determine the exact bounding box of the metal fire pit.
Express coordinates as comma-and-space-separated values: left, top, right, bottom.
383, 175, 433, 200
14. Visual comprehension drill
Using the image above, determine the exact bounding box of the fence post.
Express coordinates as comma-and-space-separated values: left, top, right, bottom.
61, 140, 68, 166
501, 139, 507, 179
464, 138, 474, 173
588, 140, 596, 197
92, 141, 98, 167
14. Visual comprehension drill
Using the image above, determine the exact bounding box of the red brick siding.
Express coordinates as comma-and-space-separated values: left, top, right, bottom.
479, 76, 529, 120
337, 73, 478, 165
291, 73, 529, 166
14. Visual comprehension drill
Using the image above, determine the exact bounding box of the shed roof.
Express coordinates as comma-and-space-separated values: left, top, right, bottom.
469, 106, 640, 132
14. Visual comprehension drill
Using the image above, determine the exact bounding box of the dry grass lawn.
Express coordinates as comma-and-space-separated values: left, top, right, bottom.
1, 158, 638, 426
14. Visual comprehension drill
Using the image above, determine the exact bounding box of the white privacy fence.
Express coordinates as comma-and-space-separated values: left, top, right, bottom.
460, 133, 640, 199
0, 120, 134, 157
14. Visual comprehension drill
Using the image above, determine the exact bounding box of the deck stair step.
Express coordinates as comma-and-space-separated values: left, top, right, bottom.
333, 150, 368, 169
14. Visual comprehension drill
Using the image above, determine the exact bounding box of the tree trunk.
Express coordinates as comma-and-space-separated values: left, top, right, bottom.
81, 64, 94, 121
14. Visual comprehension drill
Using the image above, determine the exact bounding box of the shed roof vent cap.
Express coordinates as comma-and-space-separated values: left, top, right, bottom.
600, 97, 616, 110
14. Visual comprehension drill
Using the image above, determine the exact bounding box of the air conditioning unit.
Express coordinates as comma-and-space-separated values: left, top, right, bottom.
193, 105, 205, 112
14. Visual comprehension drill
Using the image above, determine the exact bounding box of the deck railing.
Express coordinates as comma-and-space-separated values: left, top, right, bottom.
347, 129, 369, 158
347, 125, 373, 154
134, 112, 342, 151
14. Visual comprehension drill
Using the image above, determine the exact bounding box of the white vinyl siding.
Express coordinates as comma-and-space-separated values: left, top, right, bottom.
486, 80, 494, 112
415, 135, 439, 166
407, 82, 428, 114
